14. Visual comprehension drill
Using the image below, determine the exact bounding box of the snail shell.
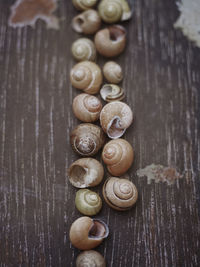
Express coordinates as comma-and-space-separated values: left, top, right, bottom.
75, 189, 102, 215
68, 158, 104, 188
100, 84, 124, 102
72, 10, 101, 35
69, 217, 109, 250
72, 0, 98, 11
71, 38, 96, 62
100, 101, 133, 139
73, 93, 102, 122
102, 177, 138, 210
70, 61, 103, 94
70, 123, 105, 156
102, 139, 134, 176
94, 25, 126, 57
98, 0, 131, 23
103, 61, 123, 84
76, 250, 106, 267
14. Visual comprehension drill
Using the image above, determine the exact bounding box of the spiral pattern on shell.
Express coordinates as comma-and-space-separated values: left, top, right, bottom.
70, 123, 105, 156
75, 189, 102, 215
94, 25, 126, 58
70, 61, 103, 94
76, 250, 106, 267
100, 101, 133, 139
98, 0, 122, 23
72, 10, 101, 35
102, 139, 134, 176
103, 177, 138, 210
71, 38, 96, 62
73, 93, 102, 122
103, 61, 123, 84
100, 84, 124, 102
72, 0, 98, 10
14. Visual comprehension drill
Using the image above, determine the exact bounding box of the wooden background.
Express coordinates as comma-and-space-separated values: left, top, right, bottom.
0, 0, 200, 266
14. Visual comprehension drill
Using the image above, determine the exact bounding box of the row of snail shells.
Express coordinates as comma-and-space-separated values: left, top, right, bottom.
102, 177, 138, 211
102, 139, 134, 176
70, 61, 102, 94
103, 61, 123, 84
72, 9, 101, 35
73, 93, 102, 122
68, 157, 104, 188
98, 0, 131, 24
69, 216, 109, 250
100, 101, 133, 139
94, 25, 126, 57
76, 250, 106, 267
71, 38, 96, 62
70, 123, 105, 156
75, 189, 102, 215
100, 84, 124, 102
72, 0, 98, 11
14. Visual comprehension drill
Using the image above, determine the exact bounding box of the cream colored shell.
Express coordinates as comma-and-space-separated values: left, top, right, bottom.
102, 139, 134, 176
70, 123, 105, 156
69, 217, 109, 250
75, 189, 102, 215
72, 0, 98, 10
103, 61, 123, 84
100, 84, 124, 102
73, 93, 102, 122
72, 10, 101, 35
76, 250, 106, 267
71, 38, 96, 62
98, 0, 131, 23
70, 61, 103, 94
68, 158, 104, 188
94, 25, 126, 57
103, 177, 138, 210
100, 101, 133, 139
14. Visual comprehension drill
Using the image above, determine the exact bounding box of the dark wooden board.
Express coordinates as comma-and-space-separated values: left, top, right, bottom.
0, 0, 200, 266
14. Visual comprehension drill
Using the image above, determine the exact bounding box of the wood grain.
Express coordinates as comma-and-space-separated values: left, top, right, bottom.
0, 0, 200, 266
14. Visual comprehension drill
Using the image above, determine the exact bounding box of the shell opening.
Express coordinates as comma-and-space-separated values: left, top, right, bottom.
89, 219, 109, 240
109, 26, 125, 41
74, 136, 96, 155
107, 116, 125, 139
73, 17, 84, 32
69, 165, 87, 187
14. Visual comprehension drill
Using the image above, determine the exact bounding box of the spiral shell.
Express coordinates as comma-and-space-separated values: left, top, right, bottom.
71, 38, 96, 62
103, 177, 138, 210
75, 189, 102, 215
94, 25, 126, 58
100, 84, 124, 102
70, 61, 103, 94
72, 0, 98, 11
100, 101, 133, 139
72, 10, 101, 35
98, 0, 131, 23
69, 217, 109, 250
103, 61, 123, 84
70, 123, 105, 156
73, 93, 102, 122
102, 139, 134, 176
68, 158, 104, 188
76, 250, 106, 267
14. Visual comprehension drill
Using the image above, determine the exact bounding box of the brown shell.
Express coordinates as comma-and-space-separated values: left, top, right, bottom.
100, 101, 133, 139
72, 10, 101, 35
102, 139, 134, 176
100, 84, 124, 102
70, 123, 106, 156
69, 217, 109, 250
68, 158, 104, 188
94, 25, 126, 57
102, 177, 138, 210
70, 61, 103, 95
73, 93, 102, 122
72, 0, 98, 11
71, 38, 96, 62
